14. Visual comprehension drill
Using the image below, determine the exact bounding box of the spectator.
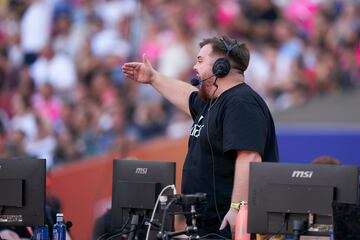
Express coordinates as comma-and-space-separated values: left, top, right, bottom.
20, 0, 52, 65
10, 94, 37, 141
53, 126, 82, 165
24, 115, 56, 169
52, 13, 87, 58
30, 43, 77, 93
32, 83, 63, 128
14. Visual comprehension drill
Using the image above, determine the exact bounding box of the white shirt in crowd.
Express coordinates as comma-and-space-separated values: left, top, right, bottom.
20, 0, 52, 53
30, 54, 77, 92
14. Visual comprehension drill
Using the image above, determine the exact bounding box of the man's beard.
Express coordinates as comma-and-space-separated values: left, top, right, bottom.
199, 83, 211, 101
199, 78, 218, 101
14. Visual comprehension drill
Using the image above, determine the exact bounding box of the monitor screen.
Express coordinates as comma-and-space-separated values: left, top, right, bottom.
111, 159, 176, 236
332, 202, 360, 239
248, 162, 359, 236
0, 158, 46, 227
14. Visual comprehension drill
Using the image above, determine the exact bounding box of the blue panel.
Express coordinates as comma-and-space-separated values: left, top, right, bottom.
276, 126, 360, 166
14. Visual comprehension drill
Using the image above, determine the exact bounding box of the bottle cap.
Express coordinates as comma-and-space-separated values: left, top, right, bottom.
56, 213, 64, 222
240, 200, 248, 205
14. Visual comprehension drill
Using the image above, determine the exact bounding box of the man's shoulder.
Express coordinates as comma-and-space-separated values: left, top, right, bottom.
227, 83, 269, 108
222, 84, 259, 106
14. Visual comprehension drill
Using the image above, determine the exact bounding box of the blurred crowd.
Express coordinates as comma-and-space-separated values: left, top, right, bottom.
0, 0, 359, 168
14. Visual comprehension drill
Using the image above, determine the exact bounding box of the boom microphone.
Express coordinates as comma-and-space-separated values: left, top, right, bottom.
190, 74, 215, 86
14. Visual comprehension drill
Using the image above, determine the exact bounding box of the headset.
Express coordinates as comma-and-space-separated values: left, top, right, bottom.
191, 37, 239, 86
212, 37, 239, 78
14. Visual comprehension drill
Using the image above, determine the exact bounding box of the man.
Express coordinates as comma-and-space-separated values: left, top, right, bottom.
122, 36, 279, 239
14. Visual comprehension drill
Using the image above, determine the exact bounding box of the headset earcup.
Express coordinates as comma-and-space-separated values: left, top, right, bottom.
212, 58, 231, 78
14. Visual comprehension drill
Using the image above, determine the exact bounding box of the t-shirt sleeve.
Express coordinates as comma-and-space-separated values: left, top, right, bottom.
188, 91, 206, 121
222, 100, 267, 156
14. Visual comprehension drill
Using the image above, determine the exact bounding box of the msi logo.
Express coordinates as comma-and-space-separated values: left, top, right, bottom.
135, 168, 148, 175
291, 170, 314, 178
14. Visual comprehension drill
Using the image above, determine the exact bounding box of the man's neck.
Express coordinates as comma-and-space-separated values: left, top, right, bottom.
212, 74, 244, 98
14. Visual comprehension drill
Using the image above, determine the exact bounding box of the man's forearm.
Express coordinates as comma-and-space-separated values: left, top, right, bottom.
231, 151, 262, 203
151, 72, 198, 116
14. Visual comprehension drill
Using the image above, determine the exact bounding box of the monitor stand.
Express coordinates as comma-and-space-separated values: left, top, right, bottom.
293, 219, 306, 240
127, 214, 139, 240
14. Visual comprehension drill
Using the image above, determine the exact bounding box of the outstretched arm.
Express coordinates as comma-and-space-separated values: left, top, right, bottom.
122, 53, 198, 116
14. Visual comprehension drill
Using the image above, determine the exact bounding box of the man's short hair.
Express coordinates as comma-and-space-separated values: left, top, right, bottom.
199, 36, 250, 74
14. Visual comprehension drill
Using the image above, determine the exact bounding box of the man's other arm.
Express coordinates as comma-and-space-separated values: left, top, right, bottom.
220, 151, 262, 236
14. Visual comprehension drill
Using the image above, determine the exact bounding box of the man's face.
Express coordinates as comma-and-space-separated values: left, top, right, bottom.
193, 44, 218, 101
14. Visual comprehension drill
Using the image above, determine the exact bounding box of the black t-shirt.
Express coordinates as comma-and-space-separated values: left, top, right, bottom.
182, 83, 278, 224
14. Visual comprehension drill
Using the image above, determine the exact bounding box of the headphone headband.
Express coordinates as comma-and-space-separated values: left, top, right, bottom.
212, 37, 238, 78
219, 37, 239, 57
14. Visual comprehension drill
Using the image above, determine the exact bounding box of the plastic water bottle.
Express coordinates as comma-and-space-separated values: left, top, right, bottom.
52, 213, 66, 240
235, 201, 250, 240
33, 225, 49, 240
329, 225, 334, 240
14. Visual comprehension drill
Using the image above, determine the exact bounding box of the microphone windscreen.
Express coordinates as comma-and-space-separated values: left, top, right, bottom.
191, 78, 201, 86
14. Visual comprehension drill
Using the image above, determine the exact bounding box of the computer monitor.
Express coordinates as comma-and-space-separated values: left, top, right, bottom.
248, 162, 359, 236
0, 158, 46, 227
111, 159, 176, 236
332, 202, 360, 239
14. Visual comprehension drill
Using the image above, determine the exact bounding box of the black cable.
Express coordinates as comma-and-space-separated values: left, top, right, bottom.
205, 86, 232, 239
126, 215, 139, 240
266, 219, 313, 240
96, 231, 110, 240
205, 81, 223, 227
206, 114, 222, 226
265, 224, 286, 240
97, 215, 131, 240
145, 218, 161, 229
105, 213, 148, 240
206, 82, 233, 236
265, 213, 289, 240
199, 233, 229, 239
158, 198, 177, 237
298, 223, 314, 236
105, 227, 138, 240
